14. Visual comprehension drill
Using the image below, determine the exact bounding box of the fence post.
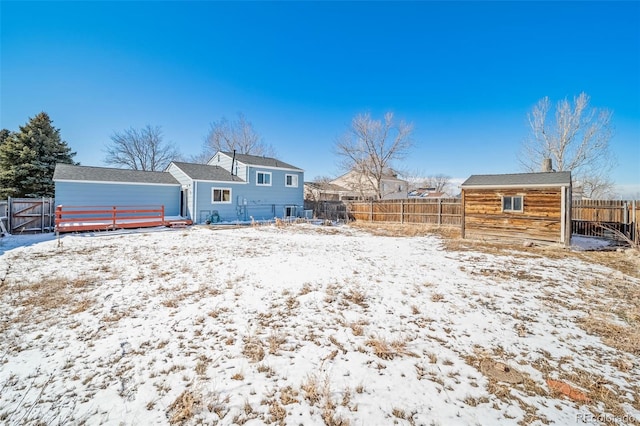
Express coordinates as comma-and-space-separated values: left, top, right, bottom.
112, 206, 117, 228
369, 201, 373, 222
401, 199, 404, 224
438, 198, 442, 226
55, 205, 61, 232
7, 196, 11, 233
41, 197, 45, 233
50, 197, 54, 231
634, 200, 638, 245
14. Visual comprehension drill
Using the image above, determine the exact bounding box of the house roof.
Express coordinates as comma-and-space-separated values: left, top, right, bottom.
304, 182, 351, 192
333, 169, 407, 184
461, 171, 572, 188
53, 163, 180, 185
171, 162, 245, 182
408, 189, 446, 198
220, 151, 302, 171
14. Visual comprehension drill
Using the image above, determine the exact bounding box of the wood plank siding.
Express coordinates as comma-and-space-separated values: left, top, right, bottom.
462, 187, 567, 244
460, 172, 571, 245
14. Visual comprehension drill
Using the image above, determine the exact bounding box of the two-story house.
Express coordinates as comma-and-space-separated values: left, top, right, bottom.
305, 169, 408, 202
167, 151, 304, 223
54, 151, 304, 224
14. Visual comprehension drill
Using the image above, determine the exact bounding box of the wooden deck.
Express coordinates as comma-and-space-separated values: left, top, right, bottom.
55, 205, 192, 233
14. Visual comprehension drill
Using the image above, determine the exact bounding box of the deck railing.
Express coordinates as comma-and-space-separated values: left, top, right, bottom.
55, 205, 165, 233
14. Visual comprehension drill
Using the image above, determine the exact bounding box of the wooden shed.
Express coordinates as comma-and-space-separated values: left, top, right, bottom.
461, 171, 572, 246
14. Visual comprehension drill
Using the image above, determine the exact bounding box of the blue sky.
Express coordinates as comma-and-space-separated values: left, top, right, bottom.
1, 1, 639, 196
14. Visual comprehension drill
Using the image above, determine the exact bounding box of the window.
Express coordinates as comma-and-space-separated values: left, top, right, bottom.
212, 188, 231, 203
502, 195, 523, 212
256, 171, 271, 186
285, 174, 298, 187
284, 206, 296, 217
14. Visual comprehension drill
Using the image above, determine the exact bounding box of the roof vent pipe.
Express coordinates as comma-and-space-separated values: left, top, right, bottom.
542, 158, 553, 172
231, 149, 236, 177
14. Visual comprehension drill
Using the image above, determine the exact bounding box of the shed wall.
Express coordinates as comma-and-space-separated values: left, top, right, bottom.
462, 187, 565, 243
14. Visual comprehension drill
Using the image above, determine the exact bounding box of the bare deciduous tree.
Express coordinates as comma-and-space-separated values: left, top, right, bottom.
104, 125, 180, 171
422, 174, 451, 193
193, 113, 275, 163
520, 92, 616, 199
335, 112, 414, 200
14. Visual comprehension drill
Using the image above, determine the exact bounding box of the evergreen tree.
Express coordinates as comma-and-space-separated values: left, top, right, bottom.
0, 112, 76, 198
0, 129, 11, 146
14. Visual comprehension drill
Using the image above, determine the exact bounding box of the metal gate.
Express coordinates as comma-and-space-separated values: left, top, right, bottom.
571, 199, 638, 245
1, 197, 55, 234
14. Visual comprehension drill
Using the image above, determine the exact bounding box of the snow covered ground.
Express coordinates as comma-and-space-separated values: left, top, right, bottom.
0, 223, 638, 425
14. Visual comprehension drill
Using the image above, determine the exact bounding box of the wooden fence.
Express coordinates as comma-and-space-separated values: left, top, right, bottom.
348, 198, 638, 245
0, 197, 55, 234
571, 199, 638, 244
348, 198, 462, 226
304, 200, 349, 221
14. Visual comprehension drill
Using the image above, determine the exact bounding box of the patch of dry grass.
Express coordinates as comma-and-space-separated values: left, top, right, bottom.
578, 313, 640, 356
167, 389, 202, 424
279, 386, 299, 405
349, 221, 460, 239
242, 337, 265, 363
268, 332, 287, 355
365, 337, 417, 360
573, 275, 640, 357
300, 374, 351, 426
301, 374, 323, 406
348, 322, 365, 336
344, 287, 367, 308
4, 275, 98, 330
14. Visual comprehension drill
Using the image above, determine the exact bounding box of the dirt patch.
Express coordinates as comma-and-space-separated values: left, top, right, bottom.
479, 359, 524, 384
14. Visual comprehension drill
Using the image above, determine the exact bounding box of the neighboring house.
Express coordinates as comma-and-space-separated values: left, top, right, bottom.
306, 170, 408, 201
53, 164, 181, 216
304, 181, 355, 202
460, 171, 572, 246
408, 188, 446, 199
53, 151, 304, 225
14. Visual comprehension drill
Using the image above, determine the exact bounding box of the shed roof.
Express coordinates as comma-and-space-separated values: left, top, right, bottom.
220, 151, 302, 171
461, 171, 571, 188
53, 163, 180, 185
171, 162, 245, 182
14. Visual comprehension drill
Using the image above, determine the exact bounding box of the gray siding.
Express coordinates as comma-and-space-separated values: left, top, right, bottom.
55, 181, 181, 216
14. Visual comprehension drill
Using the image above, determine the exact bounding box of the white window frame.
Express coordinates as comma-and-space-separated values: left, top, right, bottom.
285, 174, 299, 188
502, 195, 523, 212
256, 171, 272, 186
212, 187, 232, 204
